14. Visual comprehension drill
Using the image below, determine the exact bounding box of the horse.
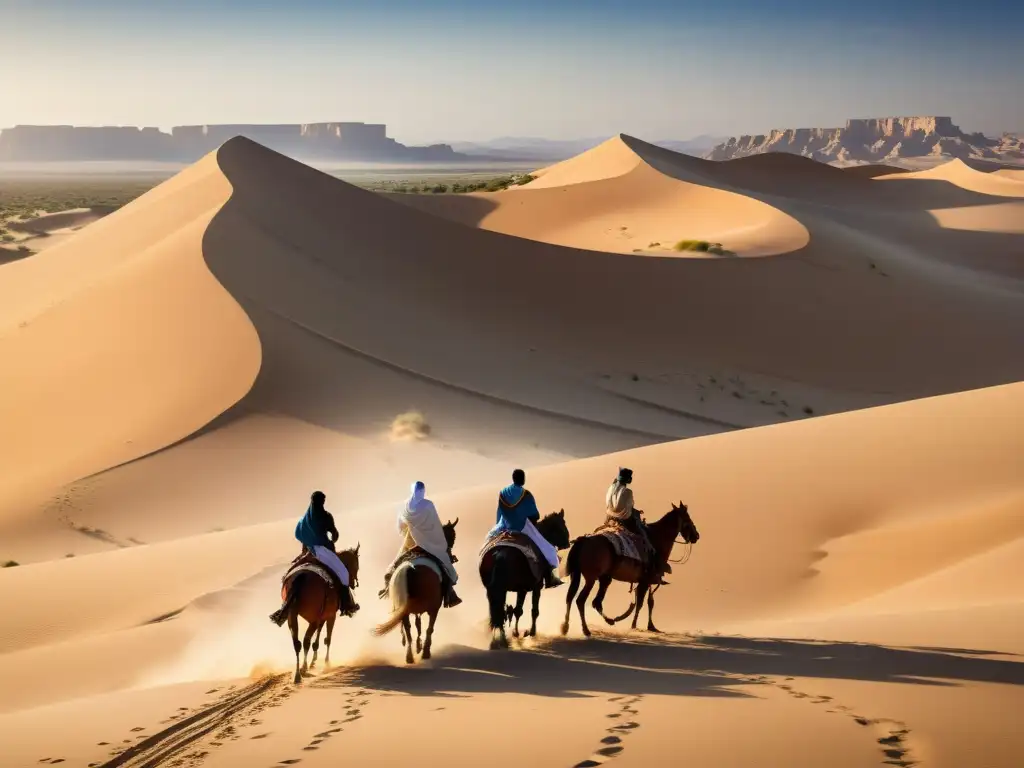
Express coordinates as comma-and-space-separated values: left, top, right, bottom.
561, 502, 699, 637
479, 510, 571, 650
272, 544, 361, 684
371, 518, 459, 664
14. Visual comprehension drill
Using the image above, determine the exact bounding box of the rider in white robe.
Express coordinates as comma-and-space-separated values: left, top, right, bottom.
380, 482, 461, 606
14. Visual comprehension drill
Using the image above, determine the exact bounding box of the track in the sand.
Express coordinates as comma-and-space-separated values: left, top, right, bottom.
84, 634, 922, 768
91, 675, 290, 768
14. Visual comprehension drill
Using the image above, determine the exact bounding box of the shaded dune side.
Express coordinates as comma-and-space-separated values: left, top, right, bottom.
0, 154, 262, 518
200, 138, 1024, 432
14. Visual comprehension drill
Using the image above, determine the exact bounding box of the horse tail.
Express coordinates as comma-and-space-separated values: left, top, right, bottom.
372, 562, 413, 637
487, 550, 510, 631
564, 537, 583, 578
270, 573, 304, 627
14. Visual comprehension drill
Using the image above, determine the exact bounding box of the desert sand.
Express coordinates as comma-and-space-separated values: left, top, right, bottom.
1, 136, 1023, 767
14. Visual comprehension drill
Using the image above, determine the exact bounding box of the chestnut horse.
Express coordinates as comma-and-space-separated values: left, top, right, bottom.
479, 510, 571, 650
371, 518, 459, 664
560, 503, 699, 637
274, 544, 361, 684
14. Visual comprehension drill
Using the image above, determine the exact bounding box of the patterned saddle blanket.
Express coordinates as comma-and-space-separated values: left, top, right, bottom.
280, 551, 338, 600
479, 531, 543, 582
394, 546, 450, 579
593, 520, 648, 564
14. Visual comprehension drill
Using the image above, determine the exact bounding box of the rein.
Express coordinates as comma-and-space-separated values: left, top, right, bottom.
669, 539, 694, 565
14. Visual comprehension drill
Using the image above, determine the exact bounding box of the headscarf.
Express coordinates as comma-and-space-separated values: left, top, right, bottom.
409, 481, 426, 508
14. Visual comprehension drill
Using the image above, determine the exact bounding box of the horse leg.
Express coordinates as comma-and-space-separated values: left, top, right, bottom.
423, 607, 439, 660
512, 591, 527, 638
630, 582, 650, 631
288, 612, 302, 685
576, 577, 596, 637
302, 621, 318, 674
415, 614, 423, 654
561, 567, 581, 635
402, 615, 415, 664
592, 575, 613, 620
646, 587, 660, 633
310, 623, 322, 669
528, 585, 541, 637
323, 614, 337, 668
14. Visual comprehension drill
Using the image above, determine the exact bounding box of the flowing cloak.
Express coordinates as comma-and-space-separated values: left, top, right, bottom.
493, 484, 540, 533
398, 494, 455, 578
295, 503, 337, 550
606, 480, 634, 522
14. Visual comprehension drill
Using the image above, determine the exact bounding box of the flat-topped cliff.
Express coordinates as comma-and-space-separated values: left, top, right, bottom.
0, 122, 462, 162
706, 116, 1018, 164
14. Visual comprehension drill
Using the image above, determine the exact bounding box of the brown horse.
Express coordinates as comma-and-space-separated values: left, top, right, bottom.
560, 502, 699, 637
274, 544, 361, 684
479, 510, 571, 650
371, 519, 459, 664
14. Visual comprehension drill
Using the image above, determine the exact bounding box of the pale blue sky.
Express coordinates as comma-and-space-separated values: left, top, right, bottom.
1, 0, 1020, 143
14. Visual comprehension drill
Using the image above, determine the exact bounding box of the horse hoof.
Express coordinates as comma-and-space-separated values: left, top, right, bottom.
559, 622, 569, 636
293, 673, 302, 685
406, 655, 415, 665
422, 650, 432, 660
582, 628, 592, 638
647, 626, 661, 633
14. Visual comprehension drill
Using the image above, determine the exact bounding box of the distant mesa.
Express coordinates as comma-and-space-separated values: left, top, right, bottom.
706, 116, 1023, 165
0, 122, 464, 163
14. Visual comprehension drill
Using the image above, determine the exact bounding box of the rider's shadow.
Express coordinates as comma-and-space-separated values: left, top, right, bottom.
313, 633, 1024, 699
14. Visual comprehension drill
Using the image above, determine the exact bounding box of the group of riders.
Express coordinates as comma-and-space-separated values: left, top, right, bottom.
273, 467, 656, 620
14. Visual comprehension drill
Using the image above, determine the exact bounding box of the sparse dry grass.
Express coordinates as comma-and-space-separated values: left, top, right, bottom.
0, 179, 158, 222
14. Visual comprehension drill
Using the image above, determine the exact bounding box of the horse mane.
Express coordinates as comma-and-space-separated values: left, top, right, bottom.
645, 505, 686, 533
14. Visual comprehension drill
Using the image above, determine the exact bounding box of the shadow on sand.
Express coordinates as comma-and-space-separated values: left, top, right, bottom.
312, 633, 1024, 700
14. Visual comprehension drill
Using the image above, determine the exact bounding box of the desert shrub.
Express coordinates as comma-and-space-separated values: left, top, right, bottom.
513, 174, 536, 186
430, 184, 449, 194
674, 239, 735, 256
390, 411, 431, 441
1, 234, 14, 242
803, 406, 814, 415
2, 560, 18, 568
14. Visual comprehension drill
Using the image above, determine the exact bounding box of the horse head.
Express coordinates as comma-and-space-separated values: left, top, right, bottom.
443, 518, 459, 562
671, 502, 700, 544
339, 542, 361, 588
539, 508, 571, 550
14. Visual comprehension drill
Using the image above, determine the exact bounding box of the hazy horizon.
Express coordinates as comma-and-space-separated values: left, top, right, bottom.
1, 0, 1021, 144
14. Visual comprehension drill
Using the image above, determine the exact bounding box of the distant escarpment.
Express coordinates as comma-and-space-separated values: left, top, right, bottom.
0, 122, 464, 163
706, 117, 1022, 165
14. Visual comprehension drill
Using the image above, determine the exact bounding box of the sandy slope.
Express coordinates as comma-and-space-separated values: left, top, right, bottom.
1, 138, 1023, 767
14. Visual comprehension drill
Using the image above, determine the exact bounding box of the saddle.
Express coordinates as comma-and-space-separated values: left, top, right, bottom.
593, 519, 670, 579
382, 546, 458, 606
479, 531, 544, 583
282, 548, 356, 615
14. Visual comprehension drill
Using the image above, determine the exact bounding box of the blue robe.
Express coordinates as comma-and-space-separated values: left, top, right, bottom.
294, 503, 337, 550
490, 484, 540, 536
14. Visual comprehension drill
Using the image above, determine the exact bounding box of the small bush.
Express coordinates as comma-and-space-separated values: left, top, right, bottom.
430, 184, 449, 194
674, 240, 735, 256
390, 411, 431, 441
1, 234, 13, 243
803, 406, 814, 415
3, 560, 18, 568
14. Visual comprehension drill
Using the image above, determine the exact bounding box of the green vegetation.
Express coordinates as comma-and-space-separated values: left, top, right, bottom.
673, 239, 735, 256
0, 178, 157, 222
370, 173, 536, 195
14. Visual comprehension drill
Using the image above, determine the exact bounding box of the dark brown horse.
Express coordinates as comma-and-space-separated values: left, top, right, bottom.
561, 503, 699, 637
479, 510, 571, 650
371, 519, 459, 664
274, 544, 361, 684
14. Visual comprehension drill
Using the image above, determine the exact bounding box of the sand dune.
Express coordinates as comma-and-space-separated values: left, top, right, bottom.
1, 136, 1023, 767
